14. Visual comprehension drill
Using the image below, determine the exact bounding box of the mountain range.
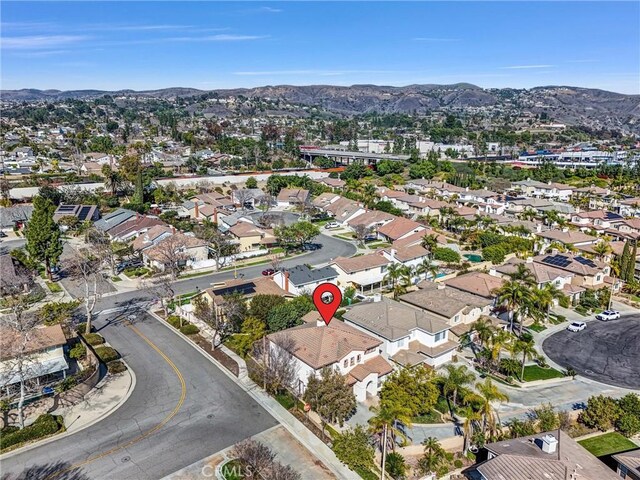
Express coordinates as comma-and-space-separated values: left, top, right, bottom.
2, 83, 639, 133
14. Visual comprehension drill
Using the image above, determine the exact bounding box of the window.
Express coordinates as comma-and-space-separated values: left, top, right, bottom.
343, 359, 348, 368
434, 331, 446, 342
357, 354, 361, 363
350, 357, 355, 366
596, 274, 602, 281
453, 314, 460, 323
398, 338, 406, 348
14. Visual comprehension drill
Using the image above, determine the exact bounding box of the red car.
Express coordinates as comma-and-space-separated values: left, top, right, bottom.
261, 268, 275, 276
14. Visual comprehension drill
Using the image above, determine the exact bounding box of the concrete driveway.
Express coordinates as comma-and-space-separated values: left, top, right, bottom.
542, 313, 640, 389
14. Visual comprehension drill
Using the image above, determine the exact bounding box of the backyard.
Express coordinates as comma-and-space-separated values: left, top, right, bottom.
578, 432, 637, 457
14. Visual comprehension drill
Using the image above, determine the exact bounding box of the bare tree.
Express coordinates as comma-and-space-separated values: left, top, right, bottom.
68, 247, 104, 335
0, 292, 41, 429
192, 294, 232, 348
270, 254, 282, 272
233, 189, 253, 212
194, 223, 237, 271
257, 193, 274, 220
152, 235, 188, 279
231, 439, 275, 480
252, 334, 298, 394
353, 224, 370, 245
143, 274, 175, 318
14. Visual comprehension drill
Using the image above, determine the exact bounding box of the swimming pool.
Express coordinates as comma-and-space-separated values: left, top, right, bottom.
464, 254, 483, 263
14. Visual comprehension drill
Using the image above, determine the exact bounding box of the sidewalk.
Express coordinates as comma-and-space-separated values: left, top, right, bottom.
0, 368, 135, 460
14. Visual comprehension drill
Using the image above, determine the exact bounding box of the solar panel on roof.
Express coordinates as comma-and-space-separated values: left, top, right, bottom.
542, 255, 571, 267
57, 205, 75, 212
575, 256, 597, 268
78, 206, 92, 221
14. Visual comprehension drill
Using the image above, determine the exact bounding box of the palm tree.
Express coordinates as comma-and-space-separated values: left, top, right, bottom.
418, 437, 447, 476
507, 264, 536, 286
102, 164, 123, 196
493, 280, 534, 333
369, 401, 413, 476
487, 328, 513, 371
392, 265, 413, 299
421, 233, 439, 257
476, 378, 509, 436
384, 262, 402, 291
362, 183, 377, 208
458, 405, 482, 454
441, 364, 475, 408
510, 336, 539, 381
415, 258, 438, 281
533, 283, 565, 324
592, 241, 612, 261
470, 317, 495, 349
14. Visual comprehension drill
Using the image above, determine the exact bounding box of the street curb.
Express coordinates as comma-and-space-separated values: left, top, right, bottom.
0, 363, 136, 460
148, 311, 353, 480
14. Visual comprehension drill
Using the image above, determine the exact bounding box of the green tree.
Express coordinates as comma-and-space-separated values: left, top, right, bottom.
432, 247, 461, 263
249, 294, 286, 323
385, 452, 407, 480
531, 403, 559, 432
266, 295, 314, 332
494, 280, 533, 333
417, 437, 447, 476
379, 366, 439, 418
626, 241, 637, 282
331, 425, 375, 472
245, 176, 258, 189
482, 245, 507, 264
476, 378, 509, 436
510, 335, 539, 381
233, 316, 266, 357
25, 196, 63, 280
304, 368, 356, 428
579, 395, 621, 431
409, 160, 436, 180
620, 241, 631, 281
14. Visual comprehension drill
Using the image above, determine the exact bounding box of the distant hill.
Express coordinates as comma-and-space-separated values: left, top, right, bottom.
2, 83, 639, 132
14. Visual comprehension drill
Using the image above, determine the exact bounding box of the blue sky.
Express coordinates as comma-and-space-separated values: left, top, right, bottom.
1, 2, 639, 93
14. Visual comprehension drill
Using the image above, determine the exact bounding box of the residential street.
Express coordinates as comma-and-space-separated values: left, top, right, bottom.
0, 311, 278, 480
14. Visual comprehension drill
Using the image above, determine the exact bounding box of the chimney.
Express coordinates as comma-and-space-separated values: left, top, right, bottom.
562, 227, 569, 233
489, 268, 497, 276
372, 293, 382, 302
194, 202, 199, 219
213, 208, 218, 225
551, 248, 559, 256
284, 271, 289, 292
390, 249, 397, 261
539, 434, 558, 454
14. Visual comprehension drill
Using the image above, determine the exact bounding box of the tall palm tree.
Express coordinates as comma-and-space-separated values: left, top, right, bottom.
493, 280, 534, 333
392, 265, 413, 299
476, 378, 509, 436
470, 317, 495, 349
384, 262, 402, 291
369, 401, 413, 476
421, 233, 439, 257
441, 364, 475, 408
510, 336, 539, 381
362, 183, 377, 208
533, 283, 566, 324
487, 328, 513, 371
458, 405, 482, 454
507, 264, 536, 286
415, 258, 438, 281
592, 241, 612, 261
418, 437, 447, 476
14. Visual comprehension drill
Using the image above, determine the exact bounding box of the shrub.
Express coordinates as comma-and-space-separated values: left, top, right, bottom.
1, 426, 19, 435
482, 245, 507, 265
454, 459, 464, 468
83, 333, 105, 346
69, 343, 86, 360
433, 247, 461, 263
167, 315, 182, 329
55, 376, 77, 393
94, 346, 119, 363
108, 360, 127, 375
558, 296, 570, 308
75, 322, 88, 334
180, 324, 199, 335
0, 414, 64, 451
38, 300, 81, 326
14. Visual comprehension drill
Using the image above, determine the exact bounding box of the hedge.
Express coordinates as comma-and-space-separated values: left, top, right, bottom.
0, 414, 64, 451
69, 343, 86, 360
180, 324, 200, 335
94, 346, 119, 363
108, 360, 127, 374
167, 315, 182, 329
83, 333, 105, 346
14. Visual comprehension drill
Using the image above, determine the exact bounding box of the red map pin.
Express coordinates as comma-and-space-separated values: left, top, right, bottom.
312, 283, 342, 325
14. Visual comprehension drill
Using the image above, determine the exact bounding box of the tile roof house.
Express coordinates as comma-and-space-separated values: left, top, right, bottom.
316, 177, 346, 189
0, 254, 34, 295
345, 210, 396, 231
94, 208, 137, 234
132, 225, 174, 252
343, 297, 458, 368
0, 205, 33, 231
273, 265, 338, 296
444, 272, 505, 300
142, 232, 209, 272
400, 282, 493, 327
331, 253, 390, 292
376, 217, 426, 242
267, 312, 392, 402
106, 215, 167, 242
533, 252, 616, 291
276, 188, 310, 207
324, 197, 366, 224
536, 229, 599, 251
228, 222, 276, 252
466, 430, 618, 480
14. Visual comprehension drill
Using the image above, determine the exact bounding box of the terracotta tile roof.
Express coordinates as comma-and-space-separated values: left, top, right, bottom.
325, 197, 363, 220
0, 325, 66, 361
495, 259, 574, 284
332, 253, 390, 274
536, 229, 598, 245
106, 215, 166, 240
276, 188, 309, 203
392, 228, 449, 249
229, 222, 268, 238
383, 244, 429, 262
402, 283, 491, 318
132, 225, 173, 251
268, 317, 381, 370
205, 276, 291, 303
391, 339, 458, 366
346, 210, 396, 228
343, 297, 451, 341
346, 356, 393, 384
444, 272, 505, 299
377, 217, 424, 240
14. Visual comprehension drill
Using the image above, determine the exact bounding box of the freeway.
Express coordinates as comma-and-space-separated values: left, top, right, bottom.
95, 232, 357, 312
0, 311, 278, 480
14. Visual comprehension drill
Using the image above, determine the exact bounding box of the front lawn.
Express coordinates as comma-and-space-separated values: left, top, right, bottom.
46, 281, 62, 293
522, 365, 565, 382
528, 324, 547, 333
578, 432, 637, 457
220, 459, 244, 480
412, 410, 443, 424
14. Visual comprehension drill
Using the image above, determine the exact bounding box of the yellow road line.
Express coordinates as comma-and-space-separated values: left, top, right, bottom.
45, 321, 187, 480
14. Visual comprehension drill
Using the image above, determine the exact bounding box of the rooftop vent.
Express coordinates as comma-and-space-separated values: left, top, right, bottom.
540, 434, 558, 454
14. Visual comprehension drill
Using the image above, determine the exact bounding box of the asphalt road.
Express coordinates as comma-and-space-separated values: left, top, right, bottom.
1, 311, 278, 480
95, 232, 357, 312
543, 314, 640, 389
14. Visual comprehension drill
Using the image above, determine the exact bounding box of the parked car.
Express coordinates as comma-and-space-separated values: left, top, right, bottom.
324, 221, 340, 229
261, 268, 275, 276
363, 234, 378, 242
116, 259, 143, 274
567, 321, 587, 332
596, 310, 620, 321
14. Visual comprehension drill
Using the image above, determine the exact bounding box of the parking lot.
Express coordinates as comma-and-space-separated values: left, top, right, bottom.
543, 313, 640, 389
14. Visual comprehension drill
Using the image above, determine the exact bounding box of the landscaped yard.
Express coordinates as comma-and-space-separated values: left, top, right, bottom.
522, 365, 565, 382
220, 459, 243, 480
412, 410, 443, 424
46, 281, 62, 293
578, 432, 637, 457
528, 324, 547, 333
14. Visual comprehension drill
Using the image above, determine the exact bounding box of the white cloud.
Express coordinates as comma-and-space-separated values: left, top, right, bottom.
501, 64, 554, 70
1, 35, 87, 50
